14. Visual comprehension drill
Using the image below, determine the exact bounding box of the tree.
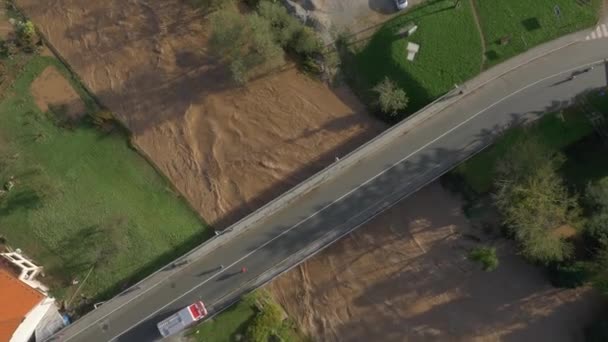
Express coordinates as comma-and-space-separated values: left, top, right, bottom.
468, 246, 499, 271
210, 8, 283, 83
16, 20, 36, 52
494, 134, 579, 264
586, 178, 608, 212
588, 242, 608, 294
257, 0, 299, 46
583, 178, 608, 248
372, 77, 409, 116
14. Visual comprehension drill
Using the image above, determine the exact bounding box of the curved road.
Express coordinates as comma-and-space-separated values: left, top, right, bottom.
58, 33, 608, 342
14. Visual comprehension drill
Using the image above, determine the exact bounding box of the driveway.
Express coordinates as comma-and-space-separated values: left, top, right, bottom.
296, 0, 425, 40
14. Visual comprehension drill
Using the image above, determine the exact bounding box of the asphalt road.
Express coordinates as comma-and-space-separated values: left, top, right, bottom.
59, 38, 608, 342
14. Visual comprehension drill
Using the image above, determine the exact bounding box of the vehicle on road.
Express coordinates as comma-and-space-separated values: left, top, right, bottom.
157, 301, 207, 337
395, 0, 408, 10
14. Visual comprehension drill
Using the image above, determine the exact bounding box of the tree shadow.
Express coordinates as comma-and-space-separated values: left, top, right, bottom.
368, 0, 398, 15
0, 188, 44, 217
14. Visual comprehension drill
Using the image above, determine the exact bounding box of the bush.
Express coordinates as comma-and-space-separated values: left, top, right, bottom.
290, 26, 323, 56
586, 178, 608, 210
257, 1, 323, 60
16, 20, 37, 53
547, 261, 590, 288
372, 77, 409, 116
229, 59, 247, 85
585, 212, 608, 248
245, 300, 284, 342
210, 8, 283, 84
468, 246, 499, 271
257, 0, 299, 46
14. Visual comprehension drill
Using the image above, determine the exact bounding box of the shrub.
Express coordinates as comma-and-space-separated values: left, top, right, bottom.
257, 1, 323, 59
547, 261, 590, 288
245, 300, 284, 342
230, 59, 247, 85
16, 20, 37, 53
372, 77, 409, 116
290, 26, 323, 56
468, 246, 499, 271
257, 0, 299, 46
210, 8, 283, 83
585, 212, 608, 248
89, 110, 115, 130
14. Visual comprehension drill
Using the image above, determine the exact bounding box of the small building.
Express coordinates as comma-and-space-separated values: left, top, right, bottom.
0, 252, 65, 342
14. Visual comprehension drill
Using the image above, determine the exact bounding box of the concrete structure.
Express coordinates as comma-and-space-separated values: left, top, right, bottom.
1, 252, 48, 292
0, 253, 64, 342
407, 42, 420, 61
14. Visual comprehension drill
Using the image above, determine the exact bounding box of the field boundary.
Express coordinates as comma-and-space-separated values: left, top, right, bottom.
11, 2, 210, 226
43, 13, 590, 342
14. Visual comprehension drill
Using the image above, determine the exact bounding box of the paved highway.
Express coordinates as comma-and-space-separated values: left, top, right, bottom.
58, 34, 608, 342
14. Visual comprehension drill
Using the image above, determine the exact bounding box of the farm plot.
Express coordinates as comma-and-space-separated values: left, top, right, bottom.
16, 0, 384, 230
0, 56, 207, 302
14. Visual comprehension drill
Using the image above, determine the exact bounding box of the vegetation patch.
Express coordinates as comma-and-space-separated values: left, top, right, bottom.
190, 290, 305, 342
468, 246, 499, 271
352, 0, 599, 121
0, 56, 209, 306
209, 0, 324, 84
475, 0, 600, 66
354, 0, 482, 119
455, 109, 593, 194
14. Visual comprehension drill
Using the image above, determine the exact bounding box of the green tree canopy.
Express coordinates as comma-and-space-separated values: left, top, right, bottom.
494, 134, 580, 264
372, 77, 409, 116
209, 7, 283, 83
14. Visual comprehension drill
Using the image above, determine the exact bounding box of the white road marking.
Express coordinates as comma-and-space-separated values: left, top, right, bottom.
73, 59, 606, 342
602, 24, 608, 37
597, 25, 603, 38
591, 31, 597, 39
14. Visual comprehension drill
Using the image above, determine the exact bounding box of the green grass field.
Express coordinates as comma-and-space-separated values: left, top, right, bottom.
354, 0, 599, 120
476, 0, 600, 66
355, 0, 483, 116
455, 108, 593, 193
190, 296, 256, 342
0, 56, 209, 301
190, 291, 305, 342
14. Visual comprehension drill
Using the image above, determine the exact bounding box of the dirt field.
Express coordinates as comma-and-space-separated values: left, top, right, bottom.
30, 66, 85, 120
269, 182, 604, 341
17, 0, 384, 228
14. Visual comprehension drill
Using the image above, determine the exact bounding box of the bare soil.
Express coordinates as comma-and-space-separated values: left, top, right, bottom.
30, 66, 85, 120
17, 0, 384, 228
269, 182, 604, 342
300, 0, 424, 42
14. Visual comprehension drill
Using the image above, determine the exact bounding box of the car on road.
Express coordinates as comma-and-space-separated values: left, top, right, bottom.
157, 301, 207, 337
395, 0, 408, 10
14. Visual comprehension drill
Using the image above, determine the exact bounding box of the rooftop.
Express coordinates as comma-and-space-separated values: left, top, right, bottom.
0, 267, 44, 341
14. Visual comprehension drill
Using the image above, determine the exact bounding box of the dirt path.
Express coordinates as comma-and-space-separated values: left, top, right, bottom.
469, 0, 487, 70
17, 0, 385, 229
269, 182, 605, 341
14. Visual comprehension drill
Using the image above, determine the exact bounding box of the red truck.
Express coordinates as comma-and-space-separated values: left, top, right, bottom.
157, 301, 208, 337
